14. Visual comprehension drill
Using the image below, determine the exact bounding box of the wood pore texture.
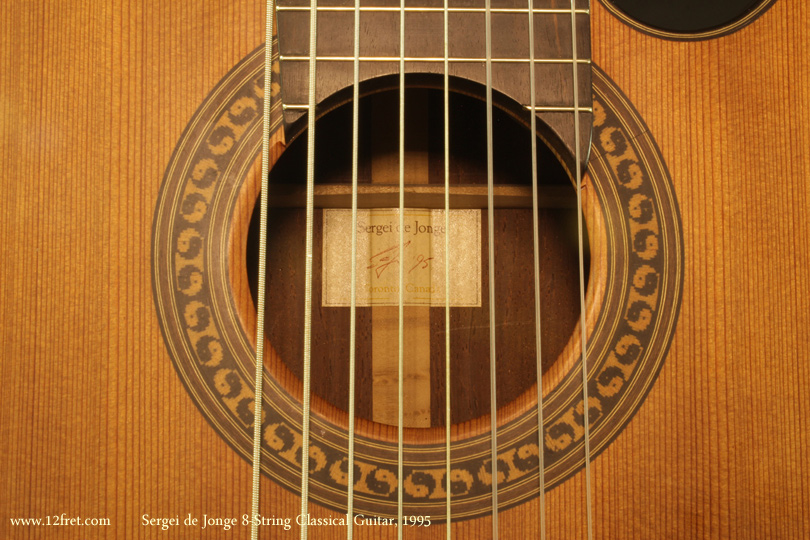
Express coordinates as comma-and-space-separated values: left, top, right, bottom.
0, 1, 808, 539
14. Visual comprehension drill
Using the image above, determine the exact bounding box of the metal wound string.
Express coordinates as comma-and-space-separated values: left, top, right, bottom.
526, 0, 546, 538
299, 0, 318, 537
569, 1, 593, 539
251, 1, 276, 539
484, 0, 499, 538
397, 0, 406, 537
443, 0, 452, 536
346, 0, 361, 536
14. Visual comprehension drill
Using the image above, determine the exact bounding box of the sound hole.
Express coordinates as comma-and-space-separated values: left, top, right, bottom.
605, 0, 767, 34
247, 88, 589, 427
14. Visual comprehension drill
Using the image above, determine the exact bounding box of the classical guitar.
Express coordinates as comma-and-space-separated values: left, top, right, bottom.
1, 0, 807, 539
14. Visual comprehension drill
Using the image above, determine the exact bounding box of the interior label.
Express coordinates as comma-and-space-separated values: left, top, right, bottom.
322, 209, 481, 307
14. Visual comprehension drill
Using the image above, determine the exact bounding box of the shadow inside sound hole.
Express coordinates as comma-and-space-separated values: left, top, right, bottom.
246, 87, 590, 427
608, 0, 766, 33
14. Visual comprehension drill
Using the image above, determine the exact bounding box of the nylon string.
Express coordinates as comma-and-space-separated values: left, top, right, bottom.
397, 0, 406, 537
526, 0, 547, 538
569, 1, 593, 539
443, 0, 452, 537
251, 1, 276, 539
484, 0, 499, 538
299, 0, 319, 537
346, 0, 361, 536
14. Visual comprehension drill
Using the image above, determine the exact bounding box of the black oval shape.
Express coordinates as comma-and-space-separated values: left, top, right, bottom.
604, 0, 773, 38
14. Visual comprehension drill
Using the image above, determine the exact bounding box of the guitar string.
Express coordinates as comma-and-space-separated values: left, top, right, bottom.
299, 0, 319, 537
526, 0, 547, 538
254, 5, 587, 539
251, 0, 276, 539
346, 0, 361, 535
397, 0, 406, 536
484, 0, 498, 538
443, 0, 452, 536
569, 0, 593, 539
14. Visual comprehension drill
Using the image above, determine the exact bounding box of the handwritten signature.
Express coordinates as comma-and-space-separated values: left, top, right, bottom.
367, 241, 434, 278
